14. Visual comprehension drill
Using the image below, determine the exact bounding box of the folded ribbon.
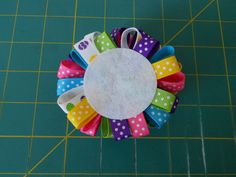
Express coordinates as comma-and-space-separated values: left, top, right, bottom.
128, 113, 150, 138
120, 27, 142, 49
57, 78, 84, 96
145, 105, 170, 129
74, 32, 101, 65
80, 114, 102, 136
101, 117, 113, 138
152, 56, 181, 80
158, 72, 185, 94
67, 98, 98, 129
150, 45, 175, 64
69, 49, 88, 70
133, 30, 160, 59
94, 32, 117, 52
171, 96, 179, 113
120, 27, 160, 59
110, 119, 131, 141
110, 28, 127, 47
151, 88, 177, 113
57, 60, 85, 79
57, 86, 85, 113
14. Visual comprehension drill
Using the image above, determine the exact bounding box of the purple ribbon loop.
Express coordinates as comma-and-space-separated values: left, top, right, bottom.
109, 119, 131, 141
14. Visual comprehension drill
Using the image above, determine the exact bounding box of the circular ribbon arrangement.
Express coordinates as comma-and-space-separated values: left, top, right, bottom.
56, 27, 186, 141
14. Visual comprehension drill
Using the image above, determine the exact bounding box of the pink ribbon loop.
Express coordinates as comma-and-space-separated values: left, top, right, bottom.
57, 60, 85, 79
80, 115, 102, 136
158, 72, 185, 94
128, 113, 150, 138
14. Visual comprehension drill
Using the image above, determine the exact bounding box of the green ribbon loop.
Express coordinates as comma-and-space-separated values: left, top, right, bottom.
101, 117, 113, 138
151, 88, 176, 112
94, 32, 117, 52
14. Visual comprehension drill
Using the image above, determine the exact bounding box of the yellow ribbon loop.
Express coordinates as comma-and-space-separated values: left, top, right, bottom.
67, 98, 98, 129
152, 56, 181, 80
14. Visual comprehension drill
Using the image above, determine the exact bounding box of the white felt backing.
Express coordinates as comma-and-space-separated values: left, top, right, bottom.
84, 48, 157, 120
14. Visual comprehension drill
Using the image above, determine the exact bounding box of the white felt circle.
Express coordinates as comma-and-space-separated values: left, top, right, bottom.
84, 48, 157, 120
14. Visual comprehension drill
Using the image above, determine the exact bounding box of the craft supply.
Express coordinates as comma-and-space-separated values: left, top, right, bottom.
56, 27, 186, 140
57, 60, 85, 79
149, 45, 175, 63
152, 56, 181, 80
57, 78, 83, 96
145, 105, 170, 129
128, 113, 150, 138
158, 72, 185, 94
80, 114, 102, 136
151, 88, 177, 112
101, 117, 113, 138
67, 98, 98, 129
94, 32, 117, 52
69, 49, 88, 70
83, 48, 157, 120
74, 32, 101, 65
57, 86, 85, 113
109, 119, 131, 141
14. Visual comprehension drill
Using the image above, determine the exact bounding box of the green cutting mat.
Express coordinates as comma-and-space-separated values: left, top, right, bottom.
0, 0, 236, 176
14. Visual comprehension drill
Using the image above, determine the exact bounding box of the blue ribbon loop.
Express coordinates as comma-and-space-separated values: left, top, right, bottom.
144, 105, 170, 129
69, 49, 88, 70
57, 78, 84, 96
149, 45, 175, 64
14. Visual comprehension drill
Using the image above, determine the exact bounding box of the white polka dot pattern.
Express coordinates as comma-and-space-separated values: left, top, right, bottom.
94, 32, 117, 52
133, 30, 160, 59
170, 97, 179, 113
109, 119, 131, 141
145, 105, 170, 129
57, 60, 85, 79
151, 88, 176, 112
128, 113, 150, 138
152, 56, 181, 80
67, 98, 98, 129
57, 78, 84, 96
158, 72, 185, 94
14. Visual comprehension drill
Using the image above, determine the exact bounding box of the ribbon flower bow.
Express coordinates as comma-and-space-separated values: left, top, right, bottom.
57, 27, 185, 141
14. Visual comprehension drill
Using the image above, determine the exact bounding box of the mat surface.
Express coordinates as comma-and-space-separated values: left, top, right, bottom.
0, 0, 236, 176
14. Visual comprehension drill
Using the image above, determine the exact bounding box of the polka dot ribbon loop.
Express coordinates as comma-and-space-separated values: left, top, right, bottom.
158, 72, 185, 94
133, 30, 160, 59
151, 88, 176, 113
69, 49, 88, 70
57, 86, 85, 114
57, 60, 85, 79
171, 96, 179, 113
128, 113, 150, 138
109, 119, 131, 141
56, 27, 186, 140
120, 28, 160, 59
74, 32, 101, 65
110, 28, 127, 47
80, 114, 102, 136
94, 32, 117, 52
101, 117, 113, 138
145, 105, 170, 129
152, 56, 181, 80
67, 98, 98, 130
149, 45, 175, 64
57, 78, 84, 96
